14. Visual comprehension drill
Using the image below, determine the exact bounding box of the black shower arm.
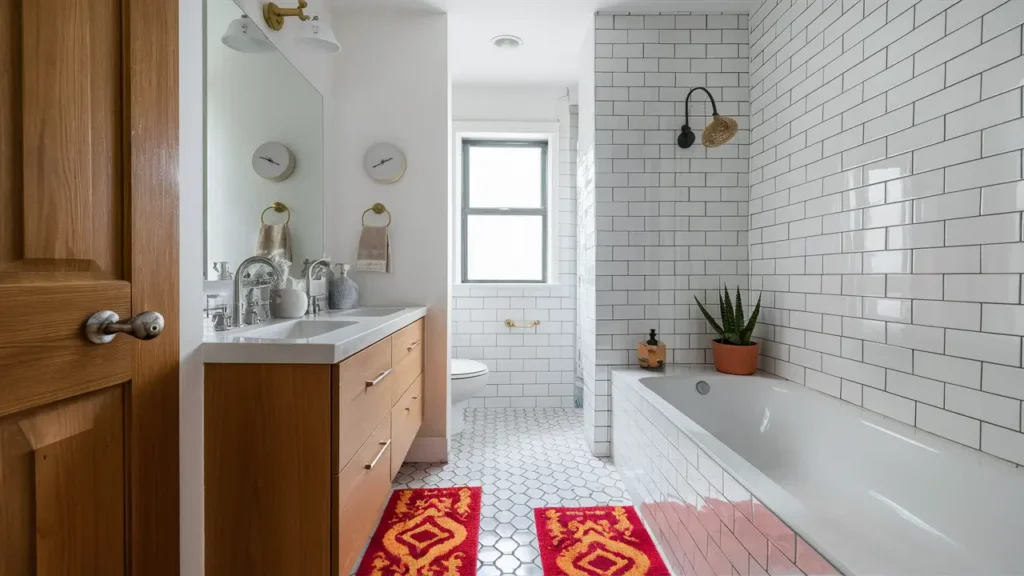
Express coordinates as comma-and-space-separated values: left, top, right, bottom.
683, 87, 719, 127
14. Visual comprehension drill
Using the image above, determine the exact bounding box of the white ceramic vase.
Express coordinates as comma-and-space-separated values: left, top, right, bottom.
270, 288, 308, 318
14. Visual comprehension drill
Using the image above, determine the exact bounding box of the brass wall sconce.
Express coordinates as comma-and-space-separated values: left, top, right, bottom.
677, 87, 739, 149
263, 0, 310, 31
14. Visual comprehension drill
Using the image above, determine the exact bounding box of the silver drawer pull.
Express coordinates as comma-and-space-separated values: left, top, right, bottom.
407, 340, 421, 351
406, 396, 419, 411
365, 439, 391, 470
365, 369, 392, 387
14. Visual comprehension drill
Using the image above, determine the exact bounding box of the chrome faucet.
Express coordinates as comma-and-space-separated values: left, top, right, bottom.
232, 256, 281, 328
305, 258, 331, 316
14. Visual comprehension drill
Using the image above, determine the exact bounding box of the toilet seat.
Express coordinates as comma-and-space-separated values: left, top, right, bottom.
452, 359, 488, 380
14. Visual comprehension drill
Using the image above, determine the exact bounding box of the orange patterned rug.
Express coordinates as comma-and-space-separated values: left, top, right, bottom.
535, 506, 670, 576
355, 486, 481, 576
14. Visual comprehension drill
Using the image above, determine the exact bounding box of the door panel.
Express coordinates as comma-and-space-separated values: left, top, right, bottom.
0, 281, 131, 418
0, 409, 33, 574
0, 386, 125, 576
21, 0, 122, 272
0, 0, 179, 573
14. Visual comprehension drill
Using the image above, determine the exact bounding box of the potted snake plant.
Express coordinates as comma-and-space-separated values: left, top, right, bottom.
695, 287, 761, 375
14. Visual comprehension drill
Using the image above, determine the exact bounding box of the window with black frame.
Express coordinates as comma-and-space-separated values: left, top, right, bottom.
461, 139, 548, 283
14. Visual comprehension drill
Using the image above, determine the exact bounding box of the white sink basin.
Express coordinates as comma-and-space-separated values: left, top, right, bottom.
336, 307, 405, 317
245, 320, 358, 340
202, 306, 427, 364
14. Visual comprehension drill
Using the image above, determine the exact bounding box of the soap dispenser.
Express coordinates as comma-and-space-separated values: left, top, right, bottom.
328, 263, 359, 310
637, 328, 666, 370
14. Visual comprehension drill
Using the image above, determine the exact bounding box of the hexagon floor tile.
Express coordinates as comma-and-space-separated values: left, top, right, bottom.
350, 408, 631, 575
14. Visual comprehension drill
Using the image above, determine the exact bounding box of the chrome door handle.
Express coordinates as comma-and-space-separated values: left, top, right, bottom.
365, 439, 391, 470
85, 310, 164, 344
365, 369, 392, 387
407, 340, 421, 351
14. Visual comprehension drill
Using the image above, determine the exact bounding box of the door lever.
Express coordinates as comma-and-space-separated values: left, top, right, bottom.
85, 311, 165, 344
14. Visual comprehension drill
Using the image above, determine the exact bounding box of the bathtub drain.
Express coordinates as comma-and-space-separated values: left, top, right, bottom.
696, 380, 710, 395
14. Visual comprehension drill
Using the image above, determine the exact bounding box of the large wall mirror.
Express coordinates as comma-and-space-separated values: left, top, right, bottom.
204, 0, 324, 279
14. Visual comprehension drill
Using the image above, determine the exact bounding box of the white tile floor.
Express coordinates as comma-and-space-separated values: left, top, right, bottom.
383, 408, 631, 576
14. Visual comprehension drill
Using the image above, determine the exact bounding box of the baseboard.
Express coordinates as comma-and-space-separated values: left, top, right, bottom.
404, 435, 448, 463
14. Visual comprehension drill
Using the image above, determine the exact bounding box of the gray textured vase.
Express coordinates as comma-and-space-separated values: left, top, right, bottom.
328, 263, 359, 310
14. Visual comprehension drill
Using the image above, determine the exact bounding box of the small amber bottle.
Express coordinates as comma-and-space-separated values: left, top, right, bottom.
637, 329, 666, 370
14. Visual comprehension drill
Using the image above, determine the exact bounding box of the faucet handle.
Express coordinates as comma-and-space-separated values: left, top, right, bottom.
212, 311, 231, 331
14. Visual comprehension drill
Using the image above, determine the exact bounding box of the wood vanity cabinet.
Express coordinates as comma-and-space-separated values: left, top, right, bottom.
205, 319, 424, 576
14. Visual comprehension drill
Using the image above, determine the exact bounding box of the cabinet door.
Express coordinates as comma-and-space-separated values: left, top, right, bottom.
333, 413, 392, 575
205, 364, 332, 576
391, 319, 424, 369
390, 374, 424, 479
390, 334, 424, 406
333, 338, 392, 472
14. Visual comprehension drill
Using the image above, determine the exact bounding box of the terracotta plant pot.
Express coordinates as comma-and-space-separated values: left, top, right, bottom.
712, 340, 759, 375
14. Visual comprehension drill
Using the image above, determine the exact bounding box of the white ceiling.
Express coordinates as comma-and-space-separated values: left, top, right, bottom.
335, 0, 756, 85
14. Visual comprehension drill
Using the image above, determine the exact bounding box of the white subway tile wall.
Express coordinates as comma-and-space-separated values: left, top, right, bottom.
452, 105, 579, 409
589, 10, 752, 456
577, 102, 605, 454
750, 0, 1024, 465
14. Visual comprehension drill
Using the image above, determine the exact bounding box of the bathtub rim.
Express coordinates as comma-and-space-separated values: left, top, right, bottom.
612, 365, 854, 576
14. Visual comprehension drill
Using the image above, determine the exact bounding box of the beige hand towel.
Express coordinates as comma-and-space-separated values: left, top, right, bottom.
255, 223, 293, 262
356, 225, 391, 273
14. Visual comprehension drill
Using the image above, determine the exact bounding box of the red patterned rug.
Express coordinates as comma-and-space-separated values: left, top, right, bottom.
535, 505, 671, 576
355, 486, 481, 576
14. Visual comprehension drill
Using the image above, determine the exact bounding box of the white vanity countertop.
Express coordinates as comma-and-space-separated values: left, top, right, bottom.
202, 307, 427, 364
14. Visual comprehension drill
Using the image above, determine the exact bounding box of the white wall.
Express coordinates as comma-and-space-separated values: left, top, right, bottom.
750, 0, 1024, 466
453, 84, 569, 122
206, 0, 324, 275
330, 8, 451, 460
180, 1, 205, 574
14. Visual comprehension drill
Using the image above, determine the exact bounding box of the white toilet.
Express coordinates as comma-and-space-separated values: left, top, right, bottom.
450, 359, 489, 435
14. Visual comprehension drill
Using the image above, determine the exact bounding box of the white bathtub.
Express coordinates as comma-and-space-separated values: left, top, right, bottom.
611, 366, 1024, 576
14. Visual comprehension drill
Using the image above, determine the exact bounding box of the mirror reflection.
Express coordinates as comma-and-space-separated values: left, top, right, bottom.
204, 0, 324, 280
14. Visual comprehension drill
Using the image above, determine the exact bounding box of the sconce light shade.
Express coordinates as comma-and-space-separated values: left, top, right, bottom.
703, 114, 739, 148
295, 16, 341, 54
222, 15, 275, 53
677, 87, 739, 149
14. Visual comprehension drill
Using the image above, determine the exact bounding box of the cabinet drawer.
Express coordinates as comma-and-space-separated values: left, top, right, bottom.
390, 335, 423, 407
333, 413, 392, 576
391, 319, 424, 370
390, 374, 423, 479
333, 337, 392, 473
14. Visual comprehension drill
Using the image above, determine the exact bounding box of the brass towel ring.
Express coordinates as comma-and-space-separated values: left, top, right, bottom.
361, 203, 392, 227
261, 201, 291, 225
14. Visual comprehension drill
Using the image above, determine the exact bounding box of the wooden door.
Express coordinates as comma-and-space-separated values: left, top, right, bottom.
0, 0, 179, 575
